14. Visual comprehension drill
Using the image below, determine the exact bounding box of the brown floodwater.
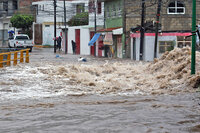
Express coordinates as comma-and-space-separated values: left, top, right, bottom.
0, 94, 200, 133
0, 47, 200, 132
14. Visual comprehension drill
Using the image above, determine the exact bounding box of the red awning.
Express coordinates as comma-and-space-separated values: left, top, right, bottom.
130, 33, 192, 38
97, 27, 122, 32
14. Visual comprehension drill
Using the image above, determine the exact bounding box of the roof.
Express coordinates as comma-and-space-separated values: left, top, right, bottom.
97, 27, 122, 32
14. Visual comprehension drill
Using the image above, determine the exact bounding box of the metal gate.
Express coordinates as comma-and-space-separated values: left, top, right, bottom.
34, 24, 43, 45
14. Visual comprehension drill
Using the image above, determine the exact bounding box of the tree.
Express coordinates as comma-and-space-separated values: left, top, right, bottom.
10, 14, 34, 37
67, 12, 88, 26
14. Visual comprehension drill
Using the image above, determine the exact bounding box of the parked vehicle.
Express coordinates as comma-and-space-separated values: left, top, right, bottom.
8, 34, 33, 52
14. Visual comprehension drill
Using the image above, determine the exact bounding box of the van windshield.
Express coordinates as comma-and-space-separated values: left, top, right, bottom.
16, 36, 29, 40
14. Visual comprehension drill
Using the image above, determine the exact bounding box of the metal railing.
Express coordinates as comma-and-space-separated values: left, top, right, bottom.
0, 48, 30, 68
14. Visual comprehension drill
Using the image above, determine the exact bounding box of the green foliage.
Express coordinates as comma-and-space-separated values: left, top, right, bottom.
10, 14, 34, 29
67, 12, 88, 26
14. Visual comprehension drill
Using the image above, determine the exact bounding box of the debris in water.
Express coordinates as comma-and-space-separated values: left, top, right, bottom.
78, 57, 87, 62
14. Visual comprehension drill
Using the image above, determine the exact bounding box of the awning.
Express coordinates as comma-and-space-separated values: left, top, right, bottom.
113, 28, 123, 35
97, 27, 122, 32
88, 33, 101, 46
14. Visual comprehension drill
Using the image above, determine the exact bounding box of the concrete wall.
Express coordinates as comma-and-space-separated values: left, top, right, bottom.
67, 26, 90, 55
68, 28, 75, 54
80, 28, 90, 55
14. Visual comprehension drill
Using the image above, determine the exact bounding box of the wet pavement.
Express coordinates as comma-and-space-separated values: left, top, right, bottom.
0, 47, 200, 133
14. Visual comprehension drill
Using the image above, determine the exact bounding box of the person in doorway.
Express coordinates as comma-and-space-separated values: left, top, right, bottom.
57, 36, 62, 51
71, 40, 76, 54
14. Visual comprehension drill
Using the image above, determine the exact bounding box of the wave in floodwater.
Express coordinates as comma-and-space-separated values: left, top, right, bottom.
0, 47, 199, 100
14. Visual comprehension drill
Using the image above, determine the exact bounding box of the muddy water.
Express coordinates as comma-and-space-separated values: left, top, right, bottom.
0, 94, 200, 133
0, 47, 200, 132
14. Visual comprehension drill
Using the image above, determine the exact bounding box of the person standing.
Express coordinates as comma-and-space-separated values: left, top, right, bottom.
57, 36, 62, 51
71, 40, 76, 54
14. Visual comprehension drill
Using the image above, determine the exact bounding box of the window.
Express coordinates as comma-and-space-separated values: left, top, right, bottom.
13, 0, 18, 10
16, 36, 29, 40
3, 1, 8, 11
42, 5, 44, 11
39, 5, 41, 11
97, 2, 101, 14
112, 4, 116, 16
106, 6, 110, 18
89, 2, 94, 13
76, 4, 85, 14
167, 1, 185, 14
3, 23, 9, 29
116, 3, 122, 16
177, 36, 191, 48
159, 41, 174, 53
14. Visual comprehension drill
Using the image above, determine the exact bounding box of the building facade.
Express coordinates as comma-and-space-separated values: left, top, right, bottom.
97, 0, 124, 58
0, 0, 18, 47
125, 0, 200, 61
88, 0, 104, 56
32, 0, 90, 50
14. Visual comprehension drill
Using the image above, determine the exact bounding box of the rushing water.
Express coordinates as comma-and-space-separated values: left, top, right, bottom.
0, 48, 200, 132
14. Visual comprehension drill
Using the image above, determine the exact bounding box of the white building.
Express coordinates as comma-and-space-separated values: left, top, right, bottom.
33, 0, 105, 56
130, 32, 192, 61
32, 0, 89, 46
0, 0, 18, 47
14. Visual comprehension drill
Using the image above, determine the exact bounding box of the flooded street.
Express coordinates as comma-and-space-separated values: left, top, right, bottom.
0, 47, 200, 132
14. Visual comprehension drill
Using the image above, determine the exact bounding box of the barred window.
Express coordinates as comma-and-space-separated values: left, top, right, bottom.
159, 41, 174, 53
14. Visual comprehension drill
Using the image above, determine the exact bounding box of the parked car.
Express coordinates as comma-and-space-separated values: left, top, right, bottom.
8, 34, 33, 52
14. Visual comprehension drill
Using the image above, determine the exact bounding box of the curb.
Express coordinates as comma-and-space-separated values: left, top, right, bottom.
33, 45, 53, 48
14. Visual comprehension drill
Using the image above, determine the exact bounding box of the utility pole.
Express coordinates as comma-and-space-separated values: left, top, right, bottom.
64, 0, 67, 54
94, 0, 97, 57
191, 0, 196, 74
154, 0, 162, 58
122, 0, 126, 58
54, 0, 57, 53
140, 0, 145, 60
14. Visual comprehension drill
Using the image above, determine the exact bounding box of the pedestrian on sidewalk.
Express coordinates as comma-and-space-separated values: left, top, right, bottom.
71, 40, 76, 54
